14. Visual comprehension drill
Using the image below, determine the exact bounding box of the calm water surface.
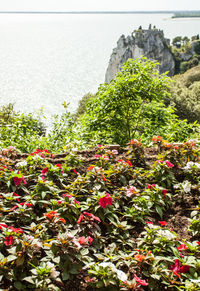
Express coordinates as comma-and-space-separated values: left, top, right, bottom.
0, 13, 199, 119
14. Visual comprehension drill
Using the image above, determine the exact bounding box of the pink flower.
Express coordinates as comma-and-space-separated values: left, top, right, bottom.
4, 235, 14, 246
102, 155, 109, 161
134, 274, 148, 286
169, 259, 190, 274
99, 194, 113, 208
77, 213, 84, 224
94, 154, 101, 159
58, 200, 63, 204
74, 199, 80, 205
88, 236, 93, 244
125, 186, 139, 197
158, 221, 167, 227
177, 244, 188, 251
78, 236, 87, 245
162, 189, 167, 198
166, 161, 174, 168
83, 212, 101, 222
77, 212, 101, 224
157, 160, 164, 164
147, 184, 156, 189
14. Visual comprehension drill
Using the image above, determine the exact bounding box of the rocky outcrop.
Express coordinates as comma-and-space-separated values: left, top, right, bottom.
105, 27, 175, 83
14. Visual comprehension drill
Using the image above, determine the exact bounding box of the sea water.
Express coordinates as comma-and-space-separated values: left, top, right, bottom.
0, 13, 199, 120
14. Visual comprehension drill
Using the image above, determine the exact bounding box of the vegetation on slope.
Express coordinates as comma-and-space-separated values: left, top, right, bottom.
168, 65, 200, 123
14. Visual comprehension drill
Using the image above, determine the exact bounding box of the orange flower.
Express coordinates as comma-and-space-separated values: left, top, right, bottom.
134, 254, 146, 262
87, 165, 95, 171
59, 218, 66, 223
152, 136, 162, 142
45, 211, 58, 220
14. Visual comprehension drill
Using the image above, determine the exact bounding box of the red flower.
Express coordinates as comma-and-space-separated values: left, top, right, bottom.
99, 194, 113, 208
126, 160, 133, 167
78, 236, 87, 245
169, 259, 190, 275
147, 184, 155, 189
41, 168, 48, 175
177, 244, 188, 251
88, 236, 93, 244
196, 241, 200, 245
166, 161, 174, 168
9, 226, 23, 234
4, 235, 14, 246
56, 164, 62, 170
0, 223, 7, 230
158, 221, 167, 227
146, 221, 153, 225
72, 169, 78, 174
13, 193, 20, 202
134, 274, 148, 286
13, 175, 26, 186
162, 189, 167, 198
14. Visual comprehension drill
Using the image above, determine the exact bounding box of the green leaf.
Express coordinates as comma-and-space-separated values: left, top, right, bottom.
14, 281, 23, 290
155, 205, 163, 218
62, 271, 70, 280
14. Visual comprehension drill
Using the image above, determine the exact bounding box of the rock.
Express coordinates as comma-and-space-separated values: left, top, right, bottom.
105, 27, 175, 83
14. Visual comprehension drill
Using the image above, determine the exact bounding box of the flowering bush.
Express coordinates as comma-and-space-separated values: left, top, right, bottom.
0, 139, 199, 290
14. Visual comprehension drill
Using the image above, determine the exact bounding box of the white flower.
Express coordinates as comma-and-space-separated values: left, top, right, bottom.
116, 269, 127, 281
183, 162, 200, 171
16, 160, 27, 168
190, 279, 200, 283
47, 262, 54, 269
50, 269, 60, 278
99, 262, 116, 271
182, 181, 192, 193
99, 262, 127, 281
157, 229, 176, 240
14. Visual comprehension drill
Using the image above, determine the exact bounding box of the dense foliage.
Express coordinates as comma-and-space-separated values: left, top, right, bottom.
0, 139, 200, 290
79, 58, 198, 146
168, 65, 200, 123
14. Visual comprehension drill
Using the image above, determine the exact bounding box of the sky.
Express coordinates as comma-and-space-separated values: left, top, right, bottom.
0, 0, 199, 12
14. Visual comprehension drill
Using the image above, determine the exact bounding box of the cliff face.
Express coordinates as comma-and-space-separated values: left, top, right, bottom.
105, 28, 175, 83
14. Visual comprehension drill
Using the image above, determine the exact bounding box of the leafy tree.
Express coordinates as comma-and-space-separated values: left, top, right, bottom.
172, 36, 182, 47
80, 57, 174, 145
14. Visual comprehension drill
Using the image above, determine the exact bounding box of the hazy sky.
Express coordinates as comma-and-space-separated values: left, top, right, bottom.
0, 0, 199, 12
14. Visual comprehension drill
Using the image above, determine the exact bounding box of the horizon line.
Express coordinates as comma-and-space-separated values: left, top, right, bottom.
0, 10, 199, 14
